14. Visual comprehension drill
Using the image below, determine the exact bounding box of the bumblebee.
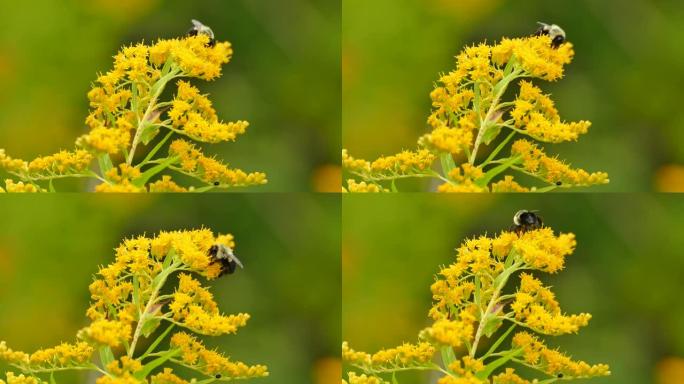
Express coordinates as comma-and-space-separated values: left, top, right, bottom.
511, 210, 543, 233
208, 243, 243, 277
534, 22, 566, 49
187, 19, 216, 47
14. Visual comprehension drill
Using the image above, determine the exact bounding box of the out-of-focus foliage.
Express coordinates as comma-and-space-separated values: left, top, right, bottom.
342, 194, 684, 383
343, 0, 684, 192
0, 194, 341, 383
0, 0, 340, 192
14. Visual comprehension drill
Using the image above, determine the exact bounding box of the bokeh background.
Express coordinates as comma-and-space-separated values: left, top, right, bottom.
343, 0, 684, 192
0, 0, 340, 192
0, 194, 341, 383
343, 194, 684, 383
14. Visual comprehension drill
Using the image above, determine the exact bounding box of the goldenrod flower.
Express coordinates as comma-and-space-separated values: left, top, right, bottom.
512, 332, 610, 379
343, 29, 608, 192
345, 372, 389, 384
170, 332, 268, 379
78, 319, 132, 348
169, 139, 267, 187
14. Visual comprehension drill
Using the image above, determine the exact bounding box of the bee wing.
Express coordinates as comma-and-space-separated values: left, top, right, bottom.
230, 253, 244, 269
191, 19, 205, 29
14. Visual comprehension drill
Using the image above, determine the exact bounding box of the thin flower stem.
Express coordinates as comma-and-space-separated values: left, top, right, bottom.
128, 71, 181, 166
470, 264, 520, 358
470, 71, 521, 165
128, 262, 180, 358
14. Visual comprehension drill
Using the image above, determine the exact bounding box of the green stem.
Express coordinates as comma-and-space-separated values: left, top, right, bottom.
127, 70, 180, 166
470, 265, 519, 358
469, 71, 521, 165
128, 263, 179, 358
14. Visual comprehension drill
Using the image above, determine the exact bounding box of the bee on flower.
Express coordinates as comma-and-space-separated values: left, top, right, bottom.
343, 213, 610, 383
0, 229, 268, 383
343, 24, 609, 193
0, 21, 267, 193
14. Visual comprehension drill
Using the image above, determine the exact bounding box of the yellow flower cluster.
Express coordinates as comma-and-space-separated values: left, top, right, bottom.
149, 229, 233, 277
343, 179, 386, 193
420, 318, 474, 348
148, 175, 188, 192
28, 342, 93, 368
169, 139, 267, 187
95, 164, 144, 193
343, 372, 389, 384
511, 139, 609, 187
149, 34, 233, 80
438, 164, 487, 193
78, 319, 132, 348
437, 356, 485, 384
96, 356, 143, 384
151, 368, 189, 384
423, 124, 475, 155
0, 372, 44, 384
512, 273, 591, 335
0, 341, 29, 365
490, 176, 529, 192
342, 341, 435, 371
491, 36, 574, 81
170, 273, 250, 335
342, 149, 371, 174
512, 332, 610, 379
26, 150, 93, 176
492, 368, 530, 384
170, 332, 269, 379
169, 81, 249, 143
2, 179, 41, 193
511, 81, 590, 143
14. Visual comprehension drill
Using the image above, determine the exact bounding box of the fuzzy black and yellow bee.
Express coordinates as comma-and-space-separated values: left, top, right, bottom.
511, 210, 543, 233
534, 22, 566, 49
187, 19, 216, 47
208, 243, 244, 277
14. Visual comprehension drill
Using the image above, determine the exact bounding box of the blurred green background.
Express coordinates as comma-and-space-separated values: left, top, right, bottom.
343, 194, 684, 383
0, 194, 341, 383
0, 0, 341, 192
343, 0, 684, 192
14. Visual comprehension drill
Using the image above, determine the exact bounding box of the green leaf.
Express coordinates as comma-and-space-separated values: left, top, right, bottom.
97, 154, 114, 175
476, 348, 522, 379
48, 179, 55, 193
141, 324, 176, 359
483, 316, 504, 338
483, 131, 516, 166
535, 185, 558, 193
440, 153, 456, 176
481, 123, 503, 146
440, 346, 457, 371
141, 130, 174, 166
99, 346, 115, 367
132, 156, 179, 188
476, 156, 521, 188
132, 276, 140, 309
392, 372, 399, 384
474, 276, 481, 305
484, 324, 517, 359
134, 348, 180, 379
390, 179, 398, 193
50, 372, 56, 384
139, 123, 161, 146
141, 316, 162, 338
